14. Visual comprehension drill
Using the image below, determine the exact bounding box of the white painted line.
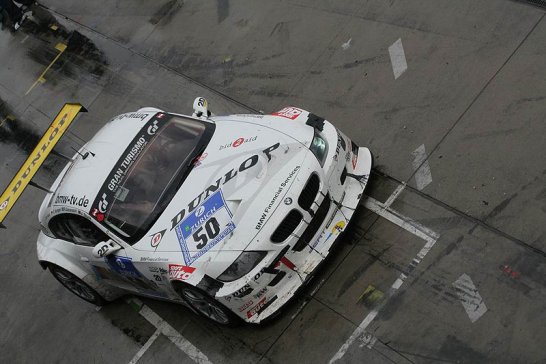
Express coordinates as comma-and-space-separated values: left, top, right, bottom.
330, 311, 379, 363
126, 298, 213, 364
364, 197, 439, 243
388, 38, 407, 79
330, 195, 439, 363
341, 38, 352, 51
383, 183, 406, 209
412, 144, 433, 191
452, 274, 488, 323
129, 329, 161, 364
391, 275, 406, 290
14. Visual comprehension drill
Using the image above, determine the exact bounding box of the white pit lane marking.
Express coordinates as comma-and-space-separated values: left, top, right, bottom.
383, 183, 406, 209
329, 190, 439, 363
341, 38, 352, 51
412, 144, 433, 191
388, 38, 407, 79
129, 329, 161, 364
452, 274, 488, 323
126, 298, 213, 364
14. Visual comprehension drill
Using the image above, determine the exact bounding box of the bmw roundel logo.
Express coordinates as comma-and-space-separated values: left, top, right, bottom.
195, 206, 205, 217
284, 197, 293, 205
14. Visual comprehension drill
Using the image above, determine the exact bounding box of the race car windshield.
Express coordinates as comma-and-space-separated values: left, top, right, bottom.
103, 116, 210, 242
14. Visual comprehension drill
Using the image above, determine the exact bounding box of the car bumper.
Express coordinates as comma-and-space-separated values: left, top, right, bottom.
241, 144, 372, 323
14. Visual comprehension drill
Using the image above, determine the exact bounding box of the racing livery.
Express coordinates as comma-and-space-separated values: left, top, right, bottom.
36, 100, 372, 324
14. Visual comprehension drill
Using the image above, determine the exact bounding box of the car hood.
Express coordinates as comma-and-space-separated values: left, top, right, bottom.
133, 120, 312, 262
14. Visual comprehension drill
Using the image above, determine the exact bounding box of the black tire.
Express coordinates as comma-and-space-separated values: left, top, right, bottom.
178, 285, 240, 326
49, 264, 106, 306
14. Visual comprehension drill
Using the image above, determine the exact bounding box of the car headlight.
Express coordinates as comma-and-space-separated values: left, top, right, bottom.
217, 251, 267, 282
309, 131, 329, 167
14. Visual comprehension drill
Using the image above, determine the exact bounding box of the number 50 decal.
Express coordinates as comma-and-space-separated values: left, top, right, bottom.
193, 217, 221, 249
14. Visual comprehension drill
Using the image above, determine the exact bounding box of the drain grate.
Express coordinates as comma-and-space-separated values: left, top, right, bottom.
514, 0, 546, 9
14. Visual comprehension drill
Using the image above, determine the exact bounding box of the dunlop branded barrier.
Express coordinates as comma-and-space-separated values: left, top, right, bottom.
0, 103, 86, 227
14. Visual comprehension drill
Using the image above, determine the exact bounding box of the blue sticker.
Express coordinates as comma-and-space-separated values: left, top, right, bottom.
175, 190, 235, 265
106, 256, 142, 278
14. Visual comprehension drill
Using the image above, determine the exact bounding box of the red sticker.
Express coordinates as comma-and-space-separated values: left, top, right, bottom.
246, 297, 267, 318
275, 256, 297, 271
150, 229, 166, 247
272, 107, 303, 120
232, 138, 245, 147
91, 208, 104, 222
352, 153, 358, 170
169, 264, 196, 281
238, 300, 254, 312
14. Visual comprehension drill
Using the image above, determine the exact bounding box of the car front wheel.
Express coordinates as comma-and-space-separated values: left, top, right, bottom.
49, 265, 106, 306
179, 286, 239, 326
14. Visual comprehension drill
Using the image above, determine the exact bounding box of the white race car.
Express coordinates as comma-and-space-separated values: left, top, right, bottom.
37, 98, 372, 325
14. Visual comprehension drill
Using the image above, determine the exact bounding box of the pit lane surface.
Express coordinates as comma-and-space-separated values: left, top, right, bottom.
1, 1, 545, 363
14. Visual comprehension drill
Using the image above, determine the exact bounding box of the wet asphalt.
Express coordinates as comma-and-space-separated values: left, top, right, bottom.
0, 1, 545, 363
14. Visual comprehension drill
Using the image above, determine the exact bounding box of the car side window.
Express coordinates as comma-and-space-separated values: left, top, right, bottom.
49, 214, 109, 246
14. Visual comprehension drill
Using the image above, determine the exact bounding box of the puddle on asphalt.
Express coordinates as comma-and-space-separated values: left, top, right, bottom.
17, 5, 108, 78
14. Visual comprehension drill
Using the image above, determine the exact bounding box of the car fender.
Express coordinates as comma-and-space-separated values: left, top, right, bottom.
37, 232, 125, 301
37, 232, 88, 278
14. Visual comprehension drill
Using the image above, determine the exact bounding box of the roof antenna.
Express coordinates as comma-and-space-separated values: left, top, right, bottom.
84, 148, 96, 158
71, 146, 95, 160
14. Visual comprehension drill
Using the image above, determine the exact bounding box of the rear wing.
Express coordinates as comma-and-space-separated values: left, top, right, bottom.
0, 103, 86, 228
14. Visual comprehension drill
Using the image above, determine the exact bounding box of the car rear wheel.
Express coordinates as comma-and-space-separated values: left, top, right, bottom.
179, 286, 239, 326
49, 265, 106, 306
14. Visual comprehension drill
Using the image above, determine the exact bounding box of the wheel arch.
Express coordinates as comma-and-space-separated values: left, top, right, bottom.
38, 256, 89, 280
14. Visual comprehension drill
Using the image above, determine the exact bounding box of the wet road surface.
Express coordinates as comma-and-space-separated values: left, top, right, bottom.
1, 1, 545, 363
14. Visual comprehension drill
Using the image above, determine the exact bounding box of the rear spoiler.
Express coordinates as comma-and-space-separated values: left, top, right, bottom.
0, 103, 86, 228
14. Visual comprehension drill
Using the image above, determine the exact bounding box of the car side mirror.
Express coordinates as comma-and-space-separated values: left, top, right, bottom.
92, 240, 122, 258
192, 97, 212, 119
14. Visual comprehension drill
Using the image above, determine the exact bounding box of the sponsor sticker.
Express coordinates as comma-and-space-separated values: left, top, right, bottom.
238, 300, 254, 312
233, 284, 252, 298
193, 152, 208, 168
106, 256, 142, 278
246, 297, 267, 319
272, 107, 303, 120
150, 229, 166, 248
174, 190, 235, 265
169, 264, 196, 281
113, 112, 149, 122
253, 287, 268, 299
321, 220, 346, 247
53, 194, 89, 207
90, 113, 170, 222
255, 166, 300, 230
219, 136, 257, 150
169, 143, 280, 231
